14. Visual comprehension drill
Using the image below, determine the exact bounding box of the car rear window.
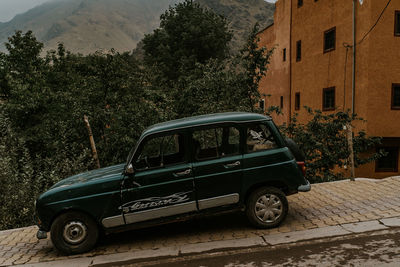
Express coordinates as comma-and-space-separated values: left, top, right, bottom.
246, 124, 277, 153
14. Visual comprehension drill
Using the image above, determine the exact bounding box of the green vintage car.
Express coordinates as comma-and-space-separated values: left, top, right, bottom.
35, 112, 310, 254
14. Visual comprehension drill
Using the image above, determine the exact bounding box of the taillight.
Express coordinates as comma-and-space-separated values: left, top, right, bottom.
297, 161, 306, 176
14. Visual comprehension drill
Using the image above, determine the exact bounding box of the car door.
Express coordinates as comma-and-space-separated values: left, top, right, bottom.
191, 125, 243, 210
121, 131, 196, 225
242, 121, 291, 190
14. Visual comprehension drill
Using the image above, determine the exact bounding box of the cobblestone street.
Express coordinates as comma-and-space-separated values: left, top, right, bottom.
1, 177, 400, 266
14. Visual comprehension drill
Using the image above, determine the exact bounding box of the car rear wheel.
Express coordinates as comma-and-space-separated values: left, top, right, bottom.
50, 211, 99, 255
246, 187, 288, 228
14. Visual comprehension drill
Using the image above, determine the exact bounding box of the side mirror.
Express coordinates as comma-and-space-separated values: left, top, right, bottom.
125, 163, 135, 175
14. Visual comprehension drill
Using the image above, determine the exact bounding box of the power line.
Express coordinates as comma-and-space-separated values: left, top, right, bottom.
358, 0, 392, 45
343, 0, 392, 48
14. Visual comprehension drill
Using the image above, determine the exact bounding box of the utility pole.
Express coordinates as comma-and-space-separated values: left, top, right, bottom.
348, 0, 358, 181
352, 0, 357, 115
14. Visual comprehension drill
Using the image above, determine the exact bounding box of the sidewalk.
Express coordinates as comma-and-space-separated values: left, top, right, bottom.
1, 177, 400, 266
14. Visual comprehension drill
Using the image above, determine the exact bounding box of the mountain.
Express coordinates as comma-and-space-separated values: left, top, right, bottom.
0, 0, 181, 54
0, 0, 274, 54
197, 0, 274, 51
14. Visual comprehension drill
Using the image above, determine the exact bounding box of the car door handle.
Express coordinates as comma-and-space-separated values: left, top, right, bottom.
224, 161, 241, 169
173, 169, 192, 177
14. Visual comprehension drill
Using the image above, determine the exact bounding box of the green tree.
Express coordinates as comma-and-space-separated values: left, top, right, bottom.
0, 52, 11, 98
78, 50, 163, 164
0, 110, 37, 229
43, 45, 163, 165
1, 31, 51, 157
238, 24, 274, 112
142, 0, 232, 82
172, 24, 274, 117
0, 32, 167, 230
4, 30, 44, 89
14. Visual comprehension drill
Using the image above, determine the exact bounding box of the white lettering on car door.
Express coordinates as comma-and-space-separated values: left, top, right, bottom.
120, 191, 191, 213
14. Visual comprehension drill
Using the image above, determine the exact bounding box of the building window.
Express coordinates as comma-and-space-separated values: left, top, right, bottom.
298, 0, 303, 8
322, 87, 335, 111
324, 27, 336, 53
295, 92, 300, 110
376, 147, 399, 172
283, 48, 286, 62
392, 84, 400, 109
395, 11, 400, 36
259, 99, 265, 111
296, 40, 301, 62
280, 96, 284, 109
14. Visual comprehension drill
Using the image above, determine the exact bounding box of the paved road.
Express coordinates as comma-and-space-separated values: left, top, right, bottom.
134, 229, 400, 267
1, 177, 400, 266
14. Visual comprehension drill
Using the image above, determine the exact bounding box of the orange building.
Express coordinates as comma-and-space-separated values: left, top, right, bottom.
258, 0, 400, 178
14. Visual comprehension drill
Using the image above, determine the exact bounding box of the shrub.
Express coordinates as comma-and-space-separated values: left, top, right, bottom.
281, 107, 383, 183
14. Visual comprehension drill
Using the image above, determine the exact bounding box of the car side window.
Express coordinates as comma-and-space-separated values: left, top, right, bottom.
193, 126, 240, 160
246, 124, 277, 153
135, 133, 184, 170
225, 127, 240, 155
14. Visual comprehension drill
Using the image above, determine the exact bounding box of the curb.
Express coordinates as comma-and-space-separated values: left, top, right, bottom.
15, 217, 400, 267
90, 217, 400, 266
0, 226, 37, 237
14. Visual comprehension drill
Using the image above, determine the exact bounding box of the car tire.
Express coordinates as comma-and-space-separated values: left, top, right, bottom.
285, 138, 305, 161
246, 187, 288, 229
50, 211, 99, 255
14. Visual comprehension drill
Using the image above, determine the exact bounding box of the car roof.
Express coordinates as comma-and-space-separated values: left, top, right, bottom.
142, 112, 271, 137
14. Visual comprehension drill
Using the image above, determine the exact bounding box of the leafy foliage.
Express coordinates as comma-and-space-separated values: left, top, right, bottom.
282, 107, 383, 183
143, 0, 233, 83
0, 110, 37, 229
148, 23, 273, 118
0, 32, 164, 230
238, 24, 274, 112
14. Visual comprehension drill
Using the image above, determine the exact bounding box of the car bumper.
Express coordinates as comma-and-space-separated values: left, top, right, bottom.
298, 179, 311, 192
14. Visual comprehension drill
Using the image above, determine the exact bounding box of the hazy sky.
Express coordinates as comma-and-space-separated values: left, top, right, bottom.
0, 0, 50, 22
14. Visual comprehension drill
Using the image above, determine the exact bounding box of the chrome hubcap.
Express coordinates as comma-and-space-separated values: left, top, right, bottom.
254, 194, 283, 223
63, 221, 87, 245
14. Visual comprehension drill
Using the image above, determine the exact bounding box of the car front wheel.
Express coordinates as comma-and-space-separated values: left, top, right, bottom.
246, 187, 288, 228
50, 211, 99, 255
